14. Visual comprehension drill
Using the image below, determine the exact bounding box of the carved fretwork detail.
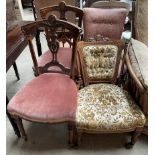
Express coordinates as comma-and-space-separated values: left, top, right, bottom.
22, 14, 81, 76
59, 1, 67, 21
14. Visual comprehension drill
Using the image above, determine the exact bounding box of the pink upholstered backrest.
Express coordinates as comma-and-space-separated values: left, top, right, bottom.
83, 8, 128, 39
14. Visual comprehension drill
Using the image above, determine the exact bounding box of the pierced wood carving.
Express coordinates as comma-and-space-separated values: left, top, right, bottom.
22, 15, 81, 75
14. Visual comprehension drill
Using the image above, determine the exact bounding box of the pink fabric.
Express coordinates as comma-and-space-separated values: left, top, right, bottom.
38, 47, 72, 68
7, 73, 77, 123
83, 8, 128, 39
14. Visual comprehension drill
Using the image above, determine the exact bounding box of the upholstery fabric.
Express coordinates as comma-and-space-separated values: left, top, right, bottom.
7, 73, 77, 123
83, 8, 128, 39
37, 47, 72, 69
82, 45, 118, 80
6, 0, 18, 31
76, 84, 146, 132
135, 0, 148, 45
128, 38, 148, 88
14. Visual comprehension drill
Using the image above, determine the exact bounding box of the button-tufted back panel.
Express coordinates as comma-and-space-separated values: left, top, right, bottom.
83, 8, 128, 39
82, 45, 118, 80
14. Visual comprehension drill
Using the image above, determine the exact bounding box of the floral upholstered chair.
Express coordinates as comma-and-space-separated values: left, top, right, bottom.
7, 15, 81, 145
74, 40, 146, 148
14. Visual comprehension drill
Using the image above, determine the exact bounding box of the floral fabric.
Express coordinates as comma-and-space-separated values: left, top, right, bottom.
76, 83, 146, 132
82, 45, 118, 80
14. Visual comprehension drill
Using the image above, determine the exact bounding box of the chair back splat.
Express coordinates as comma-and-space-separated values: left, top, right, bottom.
40, 1, 83, 28
22, 15, 81, 77
33, 0, 76, 21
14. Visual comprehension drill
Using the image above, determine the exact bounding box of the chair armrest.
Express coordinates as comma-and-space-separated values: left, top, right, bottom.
125, 52, 145, 93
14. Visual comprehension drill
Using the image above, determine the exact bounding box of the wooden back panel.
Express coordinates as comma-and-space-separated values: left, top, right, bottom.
33, 0, 75, 22
21, 15, 81, 77
77, 40, 126, 86
40, 1, 83, 27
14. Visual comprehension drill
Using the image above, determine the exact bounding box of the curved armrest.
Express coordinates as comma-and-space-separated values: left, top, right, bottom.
125, 52, 145, 93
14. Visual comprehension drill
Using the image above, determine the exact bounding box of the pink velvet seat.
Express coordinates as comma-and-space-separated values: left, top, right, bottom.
6, 14, 81, 144
7, 73, 77, 123
38, 47, 72, 68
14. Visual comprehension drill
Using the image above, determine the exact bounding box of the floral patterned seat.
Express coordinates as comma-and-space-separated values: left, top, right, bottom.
74, 40, 146, 148
76, 83, 146, 132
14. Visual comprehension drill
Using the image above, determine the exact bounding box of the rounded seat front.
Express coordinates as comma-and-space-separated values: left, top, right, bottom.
76, 83, 146, 132
7, 73, 77, 123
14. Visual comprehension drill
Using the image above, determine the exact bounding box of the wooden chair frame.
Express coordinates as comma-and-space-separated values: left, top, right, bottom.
8, 15, 81, 145
125, 53, 148, 135
31, 1, 83, 56
73, 39, 145, 148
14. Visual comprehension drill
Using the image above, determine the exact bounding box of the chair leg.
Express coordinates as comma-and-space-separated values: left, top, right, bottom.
72, 127, 81, 148
125, 128, 143, 149
6, 112, 21, 138
13, 62, 20, 80
6, 96, 21, 138
14, 116, 27, 141
36, 29, 42, 56
68, 122, 74, 147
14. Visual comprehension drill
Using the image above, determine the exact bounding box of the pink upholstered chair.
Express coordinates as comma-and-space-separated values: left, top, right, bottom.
83, 1, 130, 40
7, 15, 81, 145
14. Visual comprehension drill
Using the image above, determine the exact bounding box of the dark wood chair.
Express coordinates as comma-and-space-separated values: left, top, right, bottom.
125, 0, 148, 135
40, 1, 83, 27
73, 39, 146, 148
125, 38, 148, 135
31, 0, 79, 56
32, 1, 83, 79
7, 15, 81, 145
6, 0, 30, 137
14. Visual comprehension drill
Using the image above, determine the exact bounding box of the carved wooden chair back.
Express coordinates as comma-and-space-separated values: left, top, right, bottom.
40, 1, 83, 28
32, 0, 76, 22
22, 15, 81, 77
77, 39, 126, 86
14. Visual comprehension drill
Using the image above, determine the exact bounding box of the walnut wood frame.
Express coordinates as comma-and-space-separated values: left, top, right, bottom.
22, 15, 81, 77
73, 39, 144, 148
31, 1, 83, 55
125, 53, 148, 135
9, 15, 81, 146
40, 1, 83, 27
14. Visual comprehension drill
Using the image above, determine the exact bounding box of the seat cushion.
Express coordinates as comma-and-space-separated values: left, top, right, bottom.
37, 47, 72, 68
83, 8, 128, 39
7, 73, 77, 123
76, 84, 146, 132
